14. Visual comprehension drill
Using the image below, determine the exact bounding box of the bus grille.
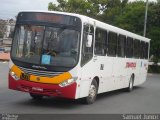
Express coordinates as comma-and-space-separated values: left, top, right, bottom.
19, 66, 63, 77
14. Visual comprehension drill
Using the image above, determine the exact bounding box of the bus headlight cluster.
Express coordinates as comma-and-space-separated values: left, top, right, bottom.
59, 77, 77, 87
9, 70, 19, 80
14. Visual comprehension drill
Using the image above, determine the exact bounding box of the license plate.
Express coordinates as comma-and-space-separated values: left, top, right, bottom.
32, 87, 43, 92
20, 73, 30, 81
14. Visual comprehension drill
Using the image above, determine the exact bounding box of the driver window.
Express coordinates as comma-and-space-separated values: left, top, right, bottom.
81, 24, 94, 66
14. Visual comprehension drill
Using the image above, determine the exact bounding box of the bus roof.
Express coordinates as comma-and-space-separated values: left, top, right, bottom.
19, 10, 150, 42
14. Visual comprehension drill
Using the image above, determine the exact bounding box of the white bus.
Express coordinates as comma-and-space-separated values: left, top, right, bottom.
9, 11, 150, 104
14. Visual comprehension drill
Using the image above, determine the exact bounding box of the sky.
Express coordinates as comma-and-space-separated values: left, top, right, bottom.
0, 0, 157, 19
0, 0, 56, 19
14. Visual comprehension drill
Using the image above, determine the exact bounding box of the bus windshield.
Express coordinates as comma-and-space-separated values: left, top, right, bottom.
11, 24, 80, 67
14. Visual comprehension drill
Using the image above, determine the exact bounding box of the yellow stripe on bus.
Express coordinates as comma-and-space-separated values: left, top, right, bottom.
11, 65, 72, 84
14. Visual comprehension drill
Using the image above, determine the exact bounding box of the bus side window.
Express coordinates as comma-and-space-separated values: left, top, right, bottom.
81, 24, 94, 66
108, 32, 117, 57
137, 40, 141, 58
133, 39, 140, 59
95, 28, 107, 56
140, 41, 145, 59
126, 37, 133, 58
145, 42, 149, 59
117, 34, 126, 57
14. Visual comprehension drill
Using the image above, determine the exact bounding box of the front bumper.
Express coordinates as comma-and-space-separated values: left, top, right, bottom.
8, 74, 77, 99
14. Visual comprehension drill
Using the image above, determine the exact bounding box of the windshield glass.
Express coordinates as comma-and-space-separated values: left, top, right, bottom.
11, 25, 80, 67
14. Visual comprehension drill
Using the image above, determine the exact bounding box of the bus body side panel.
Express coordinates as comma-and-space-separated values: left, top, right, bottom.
78, 60, 95, 98
78, 56, 115, 98
133, 59, 142, 86
112, 57, 128, 90
138, 59, 148, 85
132, 59, 140, 86
99, 56, 115, 93
123, 58, 136, 87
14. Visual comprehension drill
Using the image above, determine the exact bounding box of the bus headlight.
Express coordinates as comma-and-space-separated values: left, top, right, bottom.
59, 77, 77, 87
9, 70, 19, 80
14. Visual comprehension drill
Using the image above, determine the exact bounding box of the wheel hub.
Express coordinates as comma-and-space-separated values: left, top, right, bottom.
89, 85, 96, 99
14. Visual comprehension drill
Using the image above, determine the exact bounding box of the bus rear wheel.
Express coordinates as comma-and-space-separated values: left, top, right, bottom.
83, 79, 98, 104
29, 93, 43, 100
127, 75, 134, 92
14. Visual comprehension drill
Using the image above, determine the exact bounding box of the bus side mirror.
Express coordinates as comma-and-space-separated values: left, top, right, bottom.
86, 35, 92, 47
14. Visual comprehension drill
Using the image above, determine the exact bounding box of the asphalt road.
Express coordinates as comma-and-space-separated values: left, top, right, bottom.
0, 62, 160, 114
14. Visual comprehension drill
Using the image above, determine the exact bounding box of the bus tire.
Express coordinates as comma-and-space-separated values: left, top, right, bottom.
127, 75, 134, 92
29, 93, 43, 100
83, 79, 98, 104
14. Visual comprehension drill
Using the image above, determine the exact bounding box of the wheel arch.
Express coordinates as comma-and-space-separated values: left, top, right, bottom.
131, 73, 135, 83
93, 76, 99, 90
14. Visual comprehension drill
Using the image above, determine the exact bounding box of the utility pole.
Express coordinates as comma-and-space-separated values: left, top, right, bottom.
143, 0, 149, 37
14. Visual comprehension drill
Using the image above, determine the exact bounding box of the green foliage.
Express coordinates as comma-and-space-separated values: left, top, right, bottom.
48, 2, 60, 11
48, 0, 104, 18
148, 65, 160, 73
48, 0, 128, 19
148, 27, 160, 59
147, 3, 160, 59
114, 1, 145, 34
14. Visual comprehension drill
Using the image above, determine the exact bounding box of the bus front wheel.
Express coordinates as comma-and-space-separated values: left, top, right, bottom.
83, 79, 98, 104
29, 93, 43, 100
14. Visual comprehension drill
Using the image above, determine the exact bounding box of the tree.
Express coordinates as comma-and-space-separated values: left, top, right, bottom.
48, 0, 124, 19
113, 1, 145, 35
48, 0, 103, 18
147, 3, 160, 59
